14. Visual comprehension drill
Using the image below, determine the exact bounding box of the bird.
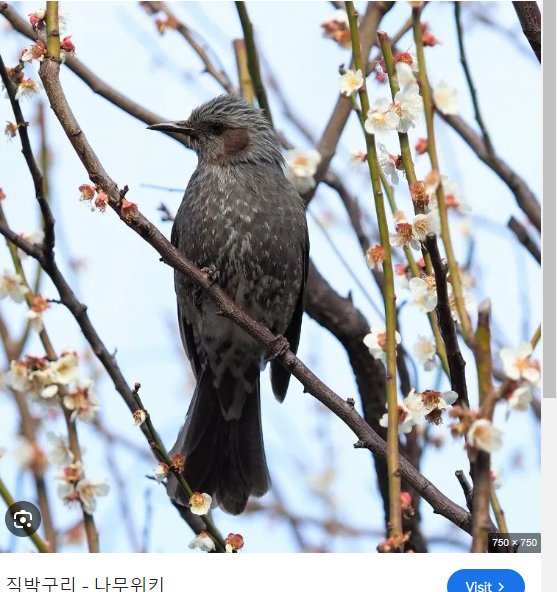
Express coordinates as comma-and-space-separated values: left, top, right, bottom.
148, 94, 309, 515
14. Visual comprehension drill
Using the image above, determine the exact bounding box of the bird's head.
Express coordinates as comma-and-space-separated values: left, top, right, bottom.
148, 94, 283, 167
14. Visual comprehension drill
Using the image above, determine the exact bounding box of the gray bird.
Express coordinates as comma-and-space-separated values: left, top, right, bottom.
148, 95, 309, 515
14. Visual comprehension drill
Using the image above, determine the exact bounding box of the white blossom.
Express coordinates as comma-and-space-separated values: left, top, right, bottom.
50, 352, 80, 385
76, 480, 109, 514
507, 383, 534, 411
153, 463, 169, 483
6, 360, 30, 392
433, 80, 459, 115
363, 325, 401, 363
14, 436, 35, 469
339, 69, 363, 96
15, 79, 41, 100
499, 342, 541, 388
395, 62, 416, 87
63, 377, 99, 421
25, 310, 44, 333
285, 148, 321, 193
391, 84, 423, 132
364, 98, 398, 134
412, 210, 441, 246
447, 283, 475, 323
467, 419, 503, 453
47, 433, 74, 466
189, 532, 216, 552
408, 276, 437, 313
0, 271, 29, 303
413, 335, 437, 370
189, 492, 212, 516
378, 143, 400, 185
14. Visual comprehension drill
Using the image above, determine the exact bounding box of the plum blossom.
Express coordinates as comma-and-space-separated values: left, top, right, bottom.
499, 342, 540, 387
365, 244, 384, 271
350, 150, 367, 168
321, 10, 352, 49
412, 210, 441, 246
339, 69, 363, 96
153, 463, 169, 483
76, 480, 109, 514
421, 389, 458, 425
224, 533, 244, 553
133, 409, 147, 426
285, 148, 322, 193
364, 98, 398, 134
15, 78, 41, 100
47, 433, 74, 466
189, 492, 212, 515
391, 84, 423, 132
50, 352, 80, 385
189, 532, 216, 552
447, 283, 475, 323
0, 271, 29, 303
5, 360, 29, 391
413, 335, 437, 370
506, 383, 534, 411
467, 419, 503, 453
378, 143, 401, 185
389, 222, 414, 248
408, 276, 437, 313
21, 42, 46, 63
393, 52, 418, 87
363, 325, 401, 363
433, 81, 459, 115
63, 377, 99, 421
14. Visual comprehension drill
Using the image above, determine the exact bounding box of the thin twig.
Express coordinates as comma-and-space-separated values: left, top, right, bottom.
0, 476, 51, 553
454, 2, 494, 155
234, 2, 273, 124
507, 216, 541, 264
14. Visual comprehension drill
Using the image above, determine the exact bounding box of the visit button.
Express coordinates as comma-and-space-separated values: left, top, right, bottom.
447, 570, 525, 592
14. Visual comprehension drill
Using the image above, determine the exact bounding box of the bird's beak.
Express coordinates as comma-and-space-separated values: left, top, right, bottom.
147, 121, 196, 135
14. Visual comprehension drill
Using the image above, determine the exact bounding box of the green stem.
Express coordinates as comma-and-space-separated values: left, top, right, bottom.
45, 2, 60, 59
412, 7, 474, 345
454, 2, 494, 155
235, 2, 273, 125
345, 1, 402, 541
530, 324, 541, 350
132, 389, 225, 551
0, 476, 51, 552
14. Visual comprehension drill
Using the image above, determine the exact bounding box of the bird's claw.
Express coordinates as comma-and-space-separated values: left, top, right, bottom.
266, 335, 290, 360
201, 264, 220, 286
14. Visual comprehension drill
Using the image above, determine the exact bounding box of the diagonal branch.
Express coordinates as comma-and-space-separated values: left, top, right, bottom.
512, 1, 541, 63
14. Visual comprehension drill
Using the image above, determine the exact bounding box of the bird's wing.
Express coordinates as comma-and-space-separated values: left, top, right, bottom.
177, 305, 202, 379
172, 214, 203, 380
270, 224, 309, 402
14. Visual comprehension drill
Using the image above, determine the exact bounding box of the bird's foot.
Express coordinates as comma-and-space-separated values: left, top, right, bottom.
201, 264, 220, 286
266, 334, 290, 360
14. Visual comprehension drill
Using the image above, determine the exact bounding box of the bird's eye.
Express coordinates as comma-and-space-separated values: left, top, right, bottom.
207, 122, 226, 136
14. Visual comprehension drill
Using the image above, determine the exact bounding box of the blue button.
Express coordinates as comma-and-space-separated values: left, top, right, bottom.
448, 570, 525, 592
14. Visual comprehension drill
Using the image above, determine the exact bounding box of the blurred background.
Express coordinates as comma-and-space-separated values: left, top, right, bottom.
0, 1, 541, 552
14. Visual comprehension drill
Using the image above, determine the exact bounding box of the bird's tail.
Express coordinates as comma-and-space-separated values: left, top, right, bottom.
167, 370, 270, 515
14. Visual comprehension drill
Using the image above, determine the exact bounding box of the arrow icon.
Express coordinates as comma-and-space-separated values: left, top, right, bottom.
499, 583, 504, 592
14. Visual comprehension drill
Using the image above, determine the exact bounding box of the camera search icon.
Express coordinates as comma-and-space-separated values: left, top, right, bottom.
4, 501, 42, 537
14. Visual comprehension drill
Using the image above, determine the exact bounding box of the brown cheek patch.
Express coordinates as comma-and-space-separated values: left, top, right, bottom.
223, 128, 250, 155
